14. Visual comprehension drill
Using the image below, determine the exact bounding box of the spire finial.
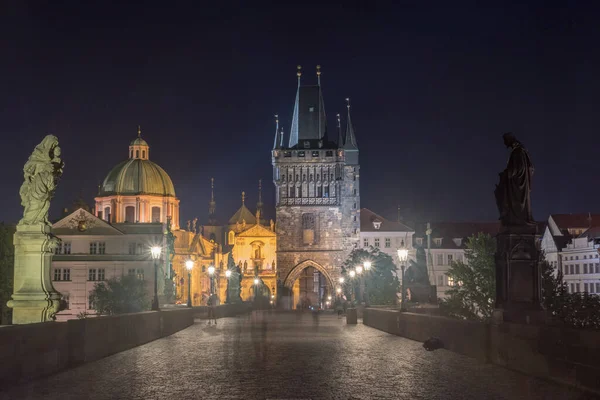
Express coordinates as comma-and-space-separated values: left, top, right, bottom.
336, 113, 343, 147
242, 191, 245, 205
343, 97, 358, 150
137, 125, 141, 137
279, 126, 285, 148
346, 97, 351, 110
211, 177, 215, 201
297, 65, 302, 86
273, 114, 280, 149
316, 65, 321, 86
258, 179, 262, 203
208, 178, 216, 222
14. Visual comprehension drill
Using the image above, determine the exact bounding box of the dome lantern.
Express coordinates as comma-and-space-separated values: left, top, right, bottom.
129, 125, 150, 160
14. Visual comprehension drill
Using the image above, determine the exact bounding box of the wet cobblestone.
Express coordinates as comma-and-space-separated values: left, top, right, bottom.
1, 312, 597, 400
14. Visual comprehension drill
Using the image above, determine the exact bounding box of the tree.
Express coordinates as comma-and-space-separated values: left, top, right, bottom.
342, 247, 400, 305
440, 233, 496, 321
89, 275, 149, 315
0, 223, 15, 325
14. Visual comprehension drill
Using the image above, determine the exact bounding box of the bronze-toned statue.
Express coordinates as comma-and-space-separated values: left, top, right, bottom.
19, 135, 64, 226
494, 133, 535, 227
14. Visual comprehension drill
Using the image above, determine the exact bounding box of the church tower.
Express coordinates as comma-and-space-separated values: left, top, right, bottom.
272, 66, 360, 309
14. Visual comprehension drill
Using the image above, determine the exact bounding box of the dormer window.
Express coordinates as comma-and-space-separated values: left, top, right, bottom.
434, 238, 442, 246
453, 238, 462, 247
373, 221, 382, 230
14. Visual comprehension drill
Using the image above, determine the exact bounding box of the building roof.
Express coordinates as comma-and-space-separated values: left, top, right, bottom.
414, 221, 501, 249
360, 208, 413, 232
130, 137, 148, 146
550, 214, 600, 230
579, 225, 600, 239
99, 158, 176, 197
289, 85, 327, 147
228, 204, 256, 225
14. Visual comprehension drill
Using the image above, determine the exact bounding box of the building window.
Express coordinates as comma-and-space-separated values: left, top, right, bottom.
298, 151, 305, 157
62, 268, 71, 281
104, 206, 110, 221
125, 206, 135, 222
325, 151, 333, 157
438, 275, 444, 286
136, 150, 139, 158
98, 268, 105, 281
597, 283, 600, 293
576, 283, 580, 292
447, 254, 453, 265
447, 276, 454, 286
584, 255, 588, 259
353, 188, 357, 196
584, 264, 588, 274
88, 296, 94, 310
324, 186, 330, 198
302, 213, 316, 245
596, 264, 600, 273
152, 207, 161, 222
142, 150, 146, 158
434, 238, 442, 246
564, 265, 569, 275
363, 238, 369, 247
584, 283, 589, 293
90, 242, 105, 254
385, 238, 391, 248
576, 264, 580, 274
312, 151, 319, 157
99, 242, 106, 254
128, 243, 137, 255
457, 254, 464, 263
569, 265, 574, 274
570, 283, 574, 293
53, 269, 61, 281
90, 242, 97, 254
228, 231, 235, 245
88, 269, 97, 281
437, 254, 443, 266
136, 269, 144, 280
353, 202, 356, 209
374, 238, 380, 248
62, 295, 70, 310
576, 256, 579, 260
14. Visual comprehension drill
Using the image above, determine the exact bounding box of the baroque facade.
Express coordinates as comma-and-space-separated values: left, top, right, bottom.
272, 67, 360, 309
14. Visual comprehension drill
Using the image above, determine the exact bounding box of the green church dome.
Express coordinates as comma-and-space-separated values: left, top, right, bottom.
99, 159, 176, 197
99, 131, 175, 197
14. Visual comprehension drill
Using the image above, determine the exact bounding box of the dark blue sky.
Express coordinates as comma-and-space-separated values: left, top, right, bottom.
1, 1, 598, 226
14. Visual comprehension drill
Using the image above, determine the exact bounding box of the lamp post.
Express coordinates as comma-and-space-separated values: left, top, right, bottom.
363, 260, 372, 306
185, 259, 194, 308
253, 277, 260, 302
355, 266, 363, 304
208, 265, 215, 304
397, 247, 409, 312
349, 270, 356, 303
150, 246, 162, 311
225, 269, 232, 304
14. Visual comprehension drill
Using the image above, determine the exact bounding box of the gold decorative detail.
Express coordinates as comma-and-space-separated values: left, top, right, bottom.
241, 191, 245, 204
297, 65, 302, 77
137, 125, 141, 137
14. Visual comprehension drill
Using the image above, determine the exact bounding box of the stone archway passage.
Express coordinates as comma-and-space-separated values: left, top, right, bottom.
283, 260, 334, 310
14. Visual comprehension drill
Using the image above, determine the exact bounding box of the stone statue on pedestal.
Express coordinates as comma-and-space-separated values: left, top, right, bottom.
494, 133, 535, 228
493, 133, 543, 324
9, 135, 65, 324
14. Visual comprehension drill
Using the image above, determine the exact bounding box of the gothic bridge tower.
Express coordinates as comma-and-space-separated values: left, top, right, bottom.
272, 66, 360, 309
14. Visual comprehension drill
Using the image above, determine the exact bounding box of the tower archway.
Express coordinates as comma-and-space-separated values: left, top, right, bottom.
283, 260, 334, 310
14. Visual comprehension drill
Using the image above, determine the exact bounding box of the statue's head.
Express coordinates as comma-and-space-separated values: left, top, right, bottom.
502, 132, 517, 148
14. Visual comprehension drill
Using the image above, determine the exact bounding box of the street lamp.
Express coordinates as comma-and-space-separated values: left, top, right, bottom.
363, 261, 372, 271
185, 259, 194, 308
225, 269, 232, 304
208, 265, 215, 301
355, 265, 363, 275
397, 247, 409, 312
150, 246, 162, 311
349, 270, 356, 278
363, 260, 372, 306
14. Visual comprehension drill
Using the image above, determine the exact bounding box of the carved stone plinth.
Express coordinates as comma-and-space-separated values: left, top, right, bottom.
7, 224, 62, 324
494, 226, 545, 324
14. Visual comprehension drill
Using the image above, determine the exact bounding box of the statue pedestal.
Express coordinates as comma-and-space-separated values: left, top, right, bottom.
7, 224, 62, 324
494, 226, 545, 325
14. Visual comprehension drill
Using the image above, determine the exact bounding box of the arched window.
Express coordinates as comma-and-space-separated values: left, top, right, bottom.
136, 150, 139, 158
151, 207, 161, 222
228, 231, 235, 245
125, 206, 135, 222
104, 206, 110, 221
130, 150, 133, 158
142, 150, 146, 159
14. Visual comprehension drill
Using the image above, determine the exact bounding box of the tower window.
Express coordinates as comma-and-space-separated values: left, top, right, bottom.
302, 213, 316, 245
136, 150, 139, 158
298, 151, 305, 157
142, 150, 146, 158
304, 141, 310, 148
152, 207, 161, 222
309, 107, 315, 112
125, 206, 135, 222
312, 151, 319, 157
284, 151, 292, 158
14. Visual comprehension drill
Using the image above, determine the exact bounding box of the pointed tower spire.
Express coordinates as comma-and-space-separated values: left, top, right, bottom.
279, 126, 285, 148
208, 178, 216, 224
273, 114, 280, 149
336, 113, 343, 147
289, 66, 301, 147
343, 98, 358, 150
256, 179, 263, 215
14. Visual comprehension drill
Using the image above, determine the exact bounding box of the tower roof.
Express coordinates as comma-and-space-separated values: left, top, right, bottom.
228, 192, 257, 225
343, 98, 358, 150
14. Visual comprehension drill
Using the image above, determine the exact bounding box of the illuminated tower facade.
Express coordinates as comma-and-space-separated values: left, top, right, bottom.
272, 66, 360, 309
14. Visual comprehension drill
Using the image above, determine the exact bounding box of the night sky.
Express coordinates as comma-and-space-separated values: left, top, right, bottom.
1, 1, 599, 227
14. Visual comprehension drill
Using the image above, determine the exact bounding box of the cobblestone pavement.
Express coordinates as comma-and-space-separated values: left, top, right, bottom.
2, 312, 598, 400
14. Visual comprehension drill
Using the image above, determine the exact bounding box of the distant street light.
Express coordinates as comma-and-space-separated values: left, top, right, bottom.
397, 246, 409, 312
208, 265, 215, 298
339, 277, 345, 284
363, 261, 372, 271
185, 259, 194, 308
225, 269, 232, 304
355, 265, 363, 275
150, 246, 162, 311
225, 269, 232, 278
349, 270, 356, 278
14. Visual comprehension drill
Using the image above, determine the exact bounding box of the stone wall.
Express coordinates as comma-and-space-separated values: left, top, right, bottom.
0, 308, 194, 387
364, 308, 600, 395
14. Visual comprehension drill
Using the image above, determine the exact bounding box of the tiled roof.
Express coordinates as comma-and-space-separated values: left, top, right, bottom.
413, 221, 501, 249
579, 225, 600, 239
550, 214, 600, 230
360, 208, 413, 232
